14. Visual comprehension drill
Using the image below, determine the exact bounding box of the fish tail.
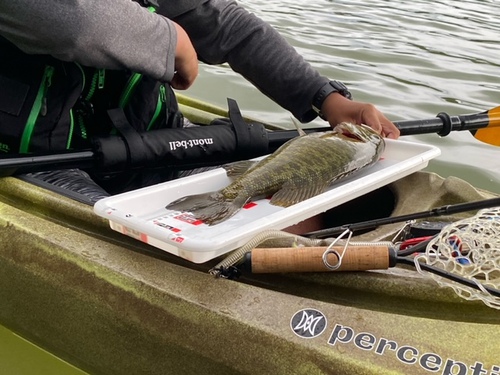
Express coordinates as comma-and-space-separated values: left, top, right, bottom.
166, 192, 248, 226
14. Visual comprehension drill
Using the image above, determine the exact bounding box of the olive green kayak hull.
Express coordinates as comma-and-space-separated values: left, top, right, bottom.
0, 170, 498, 375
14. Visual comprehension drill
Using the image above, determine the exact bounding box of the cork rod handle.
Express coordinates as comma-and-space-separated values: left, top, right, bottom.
247, 245, 396, 273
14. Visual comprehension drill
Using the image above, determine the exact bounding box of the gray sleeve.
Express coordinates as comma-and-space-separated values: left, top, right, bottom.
0, 0, 177, 82
172, 0, 327, 122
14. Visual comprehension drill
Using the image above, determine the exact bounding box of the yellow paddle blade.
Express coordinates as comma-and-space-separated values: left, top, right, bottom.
475, 127, 500, 146
475, 106, 500, 146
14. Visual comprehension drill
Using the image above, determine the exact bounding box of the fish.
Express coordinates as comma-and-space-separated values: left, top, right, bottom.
166, 122, 385, 225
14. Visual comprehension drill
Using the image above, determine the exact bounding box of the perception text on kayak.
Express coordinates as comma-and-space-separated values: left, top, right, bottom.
329, 323, 499, 375
169, 138, 214, 151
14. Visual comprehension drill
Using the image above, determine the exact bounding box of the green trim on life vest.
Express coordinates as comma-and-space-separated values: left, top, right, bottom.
86, 69, 104, 102
147, 84, 166, 131
67, 109, 75, 149
20, 65, 55, 153
118, 73, 143, 108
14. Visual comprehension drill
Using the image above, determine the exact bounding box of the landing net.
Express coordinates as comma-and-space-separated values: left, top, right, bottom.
414, 207, 500, 309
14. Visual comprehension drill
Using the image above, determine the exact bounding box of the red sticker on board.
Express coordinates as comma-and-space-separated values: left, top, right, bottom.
175, 214, 204, 226
243, 202, 257, 209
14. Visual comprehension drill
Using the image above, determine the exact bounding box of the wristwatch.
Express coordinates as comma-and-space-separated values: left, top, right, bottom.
312, 80, 353, 120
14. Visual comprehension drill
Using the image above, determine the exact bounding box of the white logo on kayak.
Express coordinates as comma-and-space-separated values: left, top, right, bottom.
290, 309, 327, 339
290, 310, 500, 374
169, 138, 214, 151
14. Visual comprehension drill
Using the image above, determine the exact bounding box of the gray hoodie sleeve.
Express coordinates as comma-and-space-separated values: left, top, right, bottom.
0, 0, 326, 122
170, 0, 327, 122
0, 0, 177, 82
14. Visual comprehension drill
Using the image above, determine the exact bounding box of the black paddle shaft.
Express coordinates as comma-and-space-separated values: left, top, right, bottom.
0, 150, 95, 177
395, 111, 489, 136
266, 110, 490, 152
0, 121, 269, 176
0, 109, 492, 176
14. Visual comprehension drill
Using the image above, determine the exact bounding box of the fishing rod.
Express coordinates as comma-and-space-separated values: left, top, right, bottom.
237, 206, 500, 309
240, 241, 500, 299
303, 196, 500, 239
0, 105, 499, 176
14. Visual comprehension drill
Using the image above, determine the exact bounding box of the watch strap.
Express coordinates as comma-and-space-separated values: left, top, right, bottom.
312, 80, 352, 119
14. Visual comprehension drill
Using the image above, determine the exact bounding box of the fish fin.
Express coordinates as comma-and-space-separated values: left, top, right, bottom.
291, 117, 307, 137
166, 192, 248, 226
270, 181, 328, 207
222, 160, 258, 177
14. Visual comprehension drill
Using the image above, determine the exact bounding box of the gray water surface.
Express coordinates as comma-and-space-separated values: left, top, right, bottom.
185, 0, 500, 191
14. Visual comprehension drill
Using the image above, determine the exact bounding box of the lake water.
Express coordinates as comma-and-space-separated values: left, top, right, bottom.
2, 0, 499, 373
185, 0, 500, 192
0, 324, 87, 375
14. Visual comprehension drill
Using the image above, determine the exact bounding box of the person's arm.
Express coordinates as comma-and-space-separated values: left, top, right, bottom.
171, 0, 323, 123
0, 0, 178, 82
171, 0, 399, 138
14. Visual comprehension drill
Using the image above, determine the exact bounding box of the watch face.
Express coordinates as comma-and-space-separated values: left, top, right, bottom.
330, 80, 352, 100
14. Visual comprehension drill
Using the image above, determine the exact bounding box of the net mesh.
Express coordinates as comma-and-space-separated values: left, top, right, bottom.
414, 207, 500, 309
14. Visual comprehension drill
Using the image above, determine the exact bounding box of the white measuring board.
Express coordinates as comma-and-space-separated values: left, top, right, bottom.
94, 139, 441, 263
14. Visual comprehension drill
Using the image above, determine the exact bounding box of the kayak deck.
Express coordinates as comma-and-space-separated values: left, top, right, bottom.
0, 171, 499, 374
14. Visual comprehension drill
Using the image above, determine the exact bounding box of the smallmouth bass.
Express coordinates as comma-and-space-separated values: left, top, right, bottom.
166, 122, 385, 225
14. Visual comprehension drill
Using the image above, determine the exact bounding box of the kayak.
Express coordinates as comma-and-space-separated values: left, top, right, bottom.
0, 96, 499, 375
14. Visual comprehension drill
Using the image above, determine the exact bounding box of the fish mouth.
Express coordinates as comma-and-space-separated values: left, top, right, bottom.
341, 130, 362, 140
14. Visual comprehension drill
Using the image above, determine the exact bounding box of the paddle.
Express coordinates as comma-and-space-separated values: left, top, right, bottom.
0, 106, 498, 176
267, 105, 500, 149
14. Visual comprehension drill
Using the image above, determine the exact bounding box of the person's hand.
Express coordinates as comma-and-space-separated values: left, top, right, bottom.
171, 22, 198, 90
321, 93, 400, 139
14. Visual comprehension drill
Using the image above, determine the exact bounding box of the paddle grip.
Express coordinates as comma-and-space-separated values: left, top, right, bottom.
246, 245, 396, 273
